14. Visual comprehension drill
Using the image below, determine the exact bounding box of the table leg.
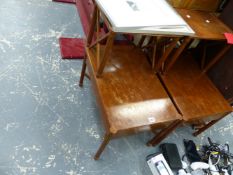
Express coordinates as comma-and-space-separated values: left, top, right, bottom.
193, 112, 230, 136
147, 120, 182, 147
94, 132, 113, 160
202, 45, 231, 73
156, 37, 179, 72
96, 32, 115, 77
201, 41, 207, 70
152, 37, 158, 70
138, 35, 146, 48
79, 58, 87, 87
89, 32, 110, 49
163, 37, 191, 74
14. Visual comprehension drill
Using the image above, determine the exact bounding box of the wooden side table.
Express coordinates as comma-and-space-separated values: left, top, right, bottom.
161, 53, 232, 135
148, 52, 232, 145
85, 44, 182, 159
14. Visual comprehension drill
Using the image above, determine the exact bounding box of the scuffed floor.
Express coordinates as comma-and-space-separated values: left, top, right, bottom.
0, 0, 232, 175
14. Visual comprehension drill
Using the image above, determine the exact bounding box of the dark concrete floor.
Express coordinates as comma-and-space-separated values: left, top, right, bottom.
0, 0, 232, 174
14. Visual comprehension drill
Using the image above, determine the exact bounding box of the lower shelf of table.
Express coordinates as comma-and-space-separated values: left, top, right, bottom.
160, 52, 232, 122
86, 45, 181, 133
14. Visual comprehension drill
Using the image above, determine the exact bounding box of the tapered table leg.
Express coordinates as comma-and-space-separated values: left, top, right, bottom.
94, 132, 113, 160
147, 120, 182, 147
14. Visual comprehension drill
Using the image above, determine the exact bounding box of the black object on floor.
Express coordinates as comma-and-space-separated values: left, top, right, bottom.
183, 139, 201, 163
160, 143, 182, 170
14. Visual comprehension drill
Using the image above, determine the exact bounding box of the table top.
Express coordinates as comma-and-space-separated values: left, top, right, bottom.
176, 9, 233, 40
160, 53, 232, 121
86, 45, 181, 133
95, 0, 195, 36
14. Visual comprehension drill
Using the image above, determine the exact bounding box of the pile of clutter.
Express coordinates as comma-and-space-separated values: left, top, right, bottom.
147, 138, 233, 175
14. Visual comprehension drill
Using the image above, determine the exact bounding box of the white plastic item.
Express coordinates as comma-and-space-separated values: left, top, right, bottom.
209, 164, 220, 175
181, 161, 188, 169
178, 169, 192, 175
147, 153, 173, 175
222, 169, 229, 175
178, 169, 187, 175
190, 162, 210, 170
209, 157, 220, 175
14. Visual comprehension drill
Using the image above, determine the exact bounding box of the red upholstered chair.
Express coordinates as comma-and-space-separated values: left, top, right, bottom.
76, 0, 94, 37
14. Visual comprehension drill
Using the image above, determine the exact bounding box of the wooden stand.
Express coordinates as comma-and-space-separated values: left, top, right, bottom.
85, 45, 181, 159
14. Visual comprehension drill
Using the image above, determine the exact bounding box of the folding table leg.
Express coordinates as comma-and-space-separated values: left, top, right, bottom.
163, 37, 191, 74
156, 37, 180, 72
147, 120, 182, 147
96, 32, 116, 77
94, 132, 113, 160
152, 37, 158, 69
138, 35, 146, 47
